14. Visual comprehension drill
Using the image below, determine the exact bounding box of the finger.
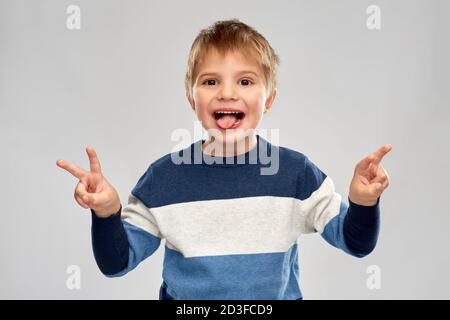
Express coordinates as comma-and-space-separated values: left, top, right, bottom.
372, 178, 389, 194
369, 171, 390, 195
370, 164, 388, 183
76, 181, 101, 207
79, 190, 96, 207
371, 174, 388, 187
78, 188, 103, 208
56, 159, 87, 180
356, 154, 376, 172
75, 194, 89, 209
369, 182, 384, 196
75, 181, 88, 198
86, 146, 102, 174
368, 162, 379, 178
381, 177, 389, 190
74, 182, 90, 208
359, 175, 370, 185
371, 144, 393, 165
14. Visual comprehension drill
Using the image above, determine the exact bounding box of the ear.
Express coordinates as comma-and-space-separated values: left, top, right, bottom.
186, 91, 195, 111
263, 88, 277, 114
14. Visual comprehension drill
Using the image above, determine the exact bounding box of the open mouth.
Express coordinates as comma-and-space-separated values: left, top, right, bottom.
213, 111, 245, 129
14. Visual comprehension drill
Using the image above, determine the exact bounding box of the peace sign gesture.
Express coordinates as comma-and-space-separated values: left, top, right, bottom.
56, 146, 121, 218
349, 144, 392, 206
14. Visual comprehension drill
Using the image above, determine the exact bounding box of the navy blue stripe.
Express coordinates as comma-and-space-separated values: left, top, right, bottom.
132, 135, 313, 209
91, 205, 129, 276
343, 197, 381, 257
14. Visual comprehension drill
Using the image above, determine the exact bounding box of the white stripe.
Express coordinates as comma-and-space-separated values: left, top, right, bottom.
294, 176, 341, 234
153, 196, 302, 257
121, 194, 161, 238
125, 176, 341, 258
151, 176, 340, 258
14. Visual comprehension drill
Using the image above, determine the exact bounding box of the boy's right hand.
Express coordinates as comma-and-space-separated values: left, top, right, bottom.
56, 146, 121, 218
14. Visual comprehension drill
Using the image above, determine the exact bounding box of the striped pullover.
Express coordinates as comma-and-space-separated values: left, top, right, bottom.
91, 134, 380, 300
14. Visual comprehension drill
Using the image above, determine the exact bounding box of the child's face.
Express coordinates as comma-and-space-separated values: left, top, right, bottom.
188, 48, 276, 144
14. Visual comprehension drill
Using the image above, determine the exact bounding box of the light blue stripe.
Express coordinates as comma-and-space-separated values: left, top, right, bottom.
161, 243, 302, 300
106, 221, 161, 277
321, 200, 363, 257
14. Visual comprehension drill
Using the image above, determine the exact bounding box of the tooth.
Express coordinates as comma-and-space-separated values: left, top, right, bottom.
215, 111, 242, 114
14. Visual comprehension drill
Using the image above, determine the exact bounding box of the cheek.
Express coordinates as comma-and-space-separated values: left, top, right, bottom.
194, 89, 213, 109
245, 92, 266, 113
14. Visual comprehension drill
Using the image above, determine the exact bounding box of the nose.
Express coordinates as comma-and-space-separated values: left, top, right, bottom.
217, 81, 238, 101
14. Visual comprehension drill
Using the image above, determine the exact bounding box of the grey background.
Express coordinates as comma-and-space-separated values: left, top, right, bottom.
1, 0, 449, 299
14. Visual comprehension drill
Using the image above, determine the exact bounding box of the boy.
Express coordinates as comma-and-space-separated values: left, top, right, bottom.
56, 19, 391, 300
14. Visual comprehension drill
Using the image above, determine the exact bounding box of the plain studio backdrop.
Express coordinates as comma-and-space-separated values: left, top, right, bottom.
1, 0, 449, 299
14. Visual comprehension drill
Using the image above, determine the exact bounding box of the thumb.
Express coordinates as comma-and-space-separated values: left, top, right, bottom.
81, 188, 113, 209
80, 191, 98, 207
370, 182, 383, 196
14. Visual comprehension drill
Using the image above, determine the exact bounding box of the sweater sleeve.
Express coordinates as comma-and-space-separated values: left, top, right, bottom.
91, 166, 162, 277
300, 156, 380, 258
91, 205, 129, 276
343, 197, 380, 257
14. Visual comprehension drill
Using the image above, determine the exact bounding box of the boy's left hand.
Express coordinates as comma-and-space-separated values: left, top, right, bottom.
348, 144, 392, 206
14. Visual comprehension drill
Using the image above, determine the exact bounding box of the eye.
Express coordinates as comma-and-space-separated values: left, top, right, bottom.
240, 79, 253, 86
203, 79, 217, 86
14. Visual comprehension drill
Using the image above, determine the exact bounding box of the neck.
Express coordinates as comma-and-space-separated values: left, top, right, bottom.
201, 133, 257, 157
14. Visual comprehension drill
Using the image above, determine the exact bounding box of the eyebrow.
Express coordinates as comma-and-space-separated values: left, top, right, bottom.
197, 70, 260, 79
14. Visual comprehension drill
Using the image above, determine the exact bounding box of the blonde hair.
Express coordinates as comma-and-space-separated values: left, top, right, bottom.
185, 19, 280, 98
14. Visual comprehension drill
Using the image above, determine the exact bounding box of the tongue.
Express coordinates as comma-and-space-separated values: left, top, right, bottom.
216, 114, 238, 129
